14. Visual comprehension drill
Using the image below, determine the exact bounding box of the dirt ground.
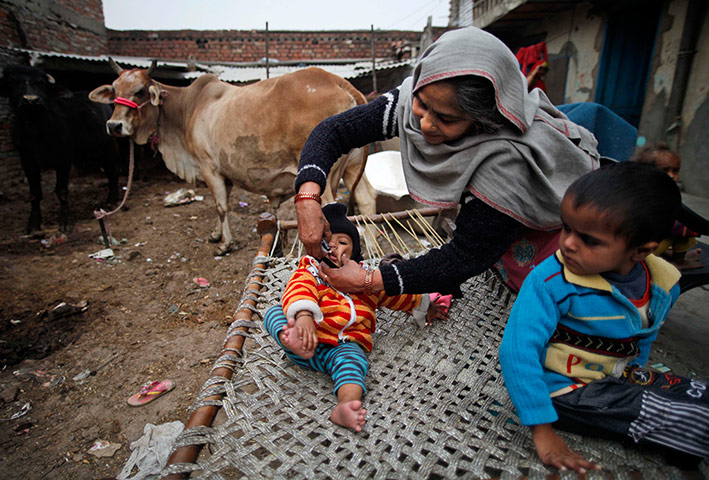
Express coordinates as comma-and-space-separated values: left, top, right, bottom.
0, 163, 288, 480
0, 163, 707, 480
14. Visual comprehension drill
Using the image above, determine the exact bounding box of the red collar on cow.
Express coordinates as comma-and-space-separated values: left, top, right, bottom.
114, 96, 151, 114
114, 89, 167, 116
114, 97, 139, 109
114, 90, 167, 154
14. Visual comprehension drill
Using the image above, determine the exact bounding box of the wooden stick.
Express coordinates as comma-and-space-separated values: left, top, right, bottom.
278, 207, 442, 231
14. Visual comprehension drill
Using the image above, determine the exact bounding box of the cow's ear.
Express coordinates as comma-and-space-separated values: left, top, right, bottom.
149, 84, 161, 106
89, 85, 115, 104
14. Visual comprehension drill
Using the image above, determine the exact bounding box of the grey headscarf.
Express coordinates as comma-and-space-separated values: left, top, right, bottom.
397, 27, 599, 230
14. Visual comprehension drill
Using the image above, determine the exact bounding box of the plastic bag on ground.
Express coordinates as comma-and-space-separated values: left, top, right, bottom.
117, 421, 184, 480
164, 188, 200, 207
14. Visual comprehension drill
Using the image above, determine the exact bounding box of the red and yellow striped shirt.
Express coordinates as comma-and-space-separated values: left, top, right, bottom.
282, 256, 423, 352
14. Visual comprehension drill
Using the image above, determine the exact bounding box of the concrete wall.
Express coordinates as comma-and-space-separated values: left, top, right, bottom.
677, 5, 708, 195
515, 4, 604, 105
637, 0, 686, 149
638, 0, 708, 196
521, 0, 708, 197
461, 0, 708, 197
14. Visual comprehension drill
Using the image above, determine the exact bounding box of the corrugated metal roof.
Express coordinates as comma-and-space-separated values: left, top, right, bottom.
9, 47, 413, 83
9, 47, 214, 72
185, 59, 413, 83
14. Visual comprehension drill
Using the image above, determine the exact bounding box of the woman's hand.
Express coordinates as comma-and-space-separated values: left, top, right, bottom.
295, 182, 330, 258
319, 254, 367, 293
532, 424, 601, 474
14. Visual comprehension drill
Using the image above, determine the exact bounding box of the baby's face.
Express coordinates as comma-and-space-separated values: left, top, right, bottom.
655, 152, 681, 183
327, 233, 354, 267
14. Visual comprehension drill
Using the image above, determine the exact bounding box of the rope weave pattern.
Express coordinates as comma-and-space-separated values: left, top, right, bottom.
164, 255, 705, 479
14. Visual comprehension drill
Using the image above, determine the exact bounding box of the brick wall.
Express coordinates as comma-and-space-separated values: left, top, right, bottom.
1, 0, 108, 55
107, 29, 427, 62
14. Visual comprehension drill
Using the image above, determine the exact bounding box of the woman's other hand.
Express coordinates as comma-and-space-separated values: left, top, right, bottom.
295, 182, 331, 257
319, 254, 367, 293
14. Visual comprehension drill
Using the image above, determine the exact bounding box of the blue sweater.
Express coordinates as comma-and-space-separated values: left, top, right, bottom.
499, 251, 681, 426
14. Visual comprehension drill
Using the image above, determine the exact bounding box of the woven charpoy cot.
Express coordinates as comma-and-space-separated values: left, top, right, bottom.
162, 210, 707, 480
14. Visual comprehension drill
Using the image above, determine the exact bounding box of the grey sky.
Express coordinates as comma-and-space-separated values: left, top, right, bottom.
102, 0, 451, 32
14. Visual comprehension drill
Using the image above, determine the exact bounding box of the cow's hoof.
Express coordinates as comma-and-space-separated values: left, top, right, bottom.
59, 220, 74, 234
214, 243, 233, 256
27, 227, 45, 239
106, 193, 120, 205
208, 232, 222, 243
26, 222, 42, 237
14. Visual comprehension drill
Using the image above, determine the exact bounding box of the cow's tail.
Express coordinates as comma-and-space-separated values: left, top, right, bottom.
341, 79, 370, 214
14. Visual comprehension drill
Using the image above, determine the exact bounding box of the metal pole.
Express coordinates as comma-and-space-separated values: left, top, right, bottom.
370, 24, 377, 94
98, 217, 110, 248
265, 21, 270, 79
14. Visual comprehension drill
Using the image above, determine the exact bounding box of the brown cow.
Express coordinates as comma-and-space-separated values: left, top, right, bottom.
89, 60, 375, 254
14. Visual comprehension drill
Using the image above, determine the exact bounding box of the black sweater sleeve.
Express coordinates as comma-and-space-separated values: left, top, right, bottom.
380, 194, 522, 297
294, 89, 400, 193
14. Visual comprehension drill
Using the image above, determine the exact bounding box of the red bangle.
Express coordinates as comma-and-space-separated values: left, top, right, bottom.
363, 269, 374, 295
294, 192, 321, 204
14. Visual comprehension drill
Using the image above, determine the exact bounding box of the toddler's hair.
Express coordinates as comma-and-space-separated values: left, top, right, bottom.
565, 162, 680, 247
632, 141, 675, 166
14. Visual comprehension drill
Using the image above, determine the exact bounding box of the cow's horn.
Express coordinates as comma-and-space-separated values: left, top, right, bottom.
108, 57, 123, 75
146, 59, 157, 77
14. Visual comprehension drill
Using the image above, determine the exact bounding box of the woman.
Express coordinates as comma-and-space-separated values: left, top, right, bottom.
294, 27, 599, 297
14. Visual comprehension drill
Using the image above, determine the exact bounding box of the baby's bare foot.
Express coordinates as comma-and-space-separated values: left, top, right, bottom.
331, 400, 367, 432
279, 325, 315, 359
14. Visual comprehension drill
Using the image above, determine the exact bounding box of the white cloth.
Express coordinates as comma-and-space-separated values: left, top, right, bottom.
117, 421, 184, 480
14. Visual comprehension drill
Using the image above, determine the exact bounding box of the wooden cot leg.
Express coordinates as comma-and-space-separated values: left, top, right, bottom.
162, 213, 278, 479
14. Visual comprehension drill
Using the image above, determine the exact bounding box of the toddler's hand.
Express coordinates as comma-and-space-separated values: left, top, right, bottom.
430, 293, 452, 310
425, 293, 452, 326
295, 315, 318, 352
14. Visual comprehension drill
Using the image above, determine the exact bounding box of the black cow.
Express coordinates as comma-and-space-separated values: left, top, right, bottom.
0, 64, 124, 235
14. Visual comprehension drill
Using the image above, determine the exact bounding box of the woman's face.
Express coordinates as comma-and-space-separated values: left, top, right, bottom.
412, 81, 474, 145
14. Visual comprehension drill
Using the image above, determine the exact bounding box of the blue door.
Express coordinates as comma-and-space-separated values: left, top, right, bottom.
595, 2, 662, 127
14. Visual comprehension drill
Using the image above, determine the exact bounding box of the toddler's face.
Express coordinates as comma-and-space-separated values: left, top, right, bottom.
327, 233, 354, 267
558, 195, 636, 276
654, 152, 681, 183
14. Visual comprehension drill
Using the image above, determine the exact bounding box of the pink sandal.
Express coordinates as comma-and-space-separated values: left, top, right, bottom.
127, 380, 175, 406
